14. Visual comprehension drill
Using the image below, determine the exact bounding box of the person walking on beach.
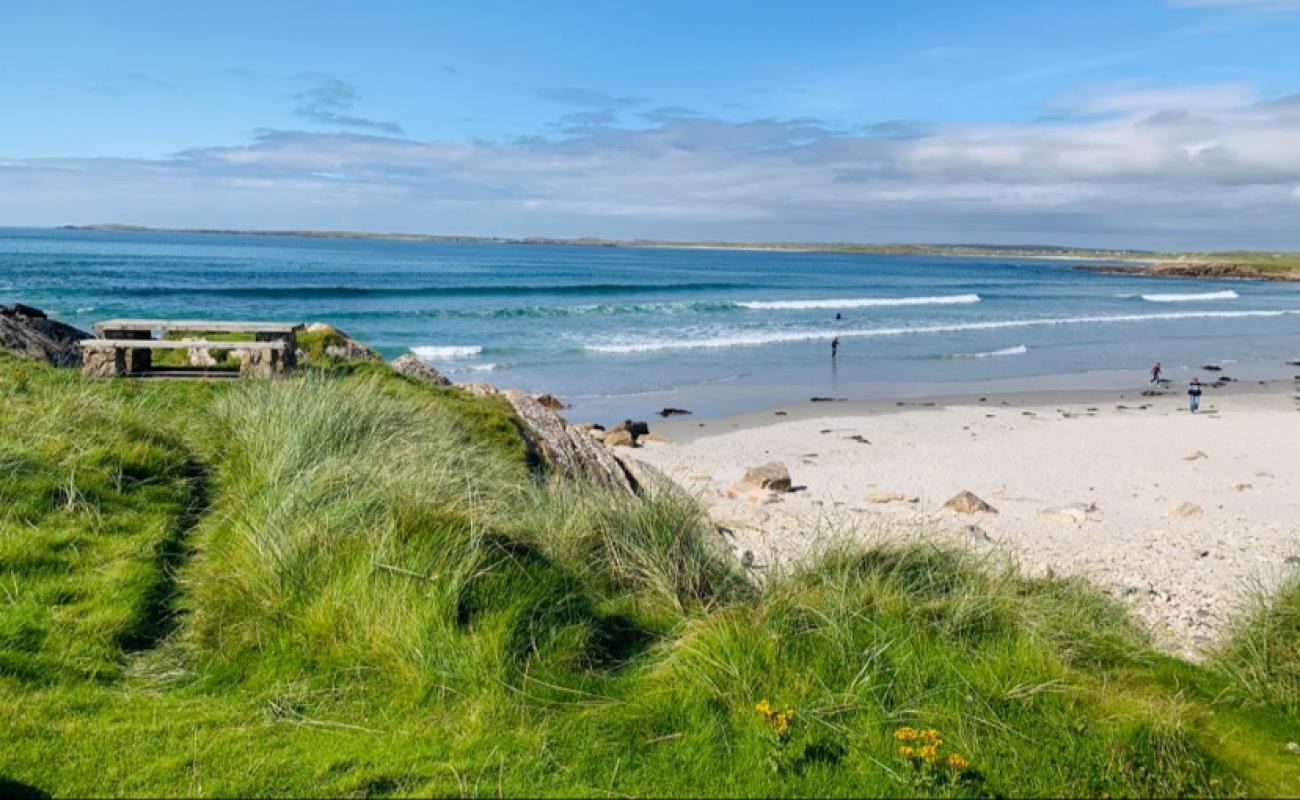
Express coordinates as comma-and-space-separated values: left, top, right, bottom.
831, 337, 839, 359
1188, 376, 1202, 413
1150, 362, 1162, 384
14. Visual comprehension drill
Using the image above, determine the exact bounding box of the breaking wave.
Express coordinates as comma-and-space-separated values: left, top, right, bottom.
1140, 290, 1239, 303
411, 345, 483, 359
737, 294, 980, 310
947, 344, 1029, 359
584, 310, 1296, 354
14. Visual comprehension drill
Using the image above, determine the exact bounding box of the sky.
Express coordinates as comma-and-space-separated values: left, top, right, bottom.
3, 0, 1300, 248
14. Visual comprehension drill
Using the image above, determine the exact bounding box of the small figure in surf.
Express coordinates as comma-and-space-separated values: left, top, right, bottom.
1188, 376, 1202, 413
1150, 362, 1162, 384
831, 337, 840, 359
835, 312, 843, 321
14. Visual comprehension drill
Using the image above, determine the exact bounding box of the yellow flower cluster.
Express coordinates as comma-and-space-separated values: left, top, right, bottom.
892, 727, 969, 773
754, 699, 795, 738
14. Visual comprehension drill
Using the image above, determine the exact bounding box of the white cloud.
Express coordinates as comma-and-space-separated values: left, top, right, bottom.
4, 82, 1300, 248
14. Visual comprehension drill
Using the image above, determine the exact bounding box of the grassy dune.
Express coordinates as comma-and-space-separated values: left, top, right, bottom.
1, 355, 1298, 796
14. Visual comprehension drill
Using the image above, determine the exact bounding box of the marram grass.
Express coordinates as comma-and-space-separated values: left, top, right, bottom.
1, 355, 1298, 797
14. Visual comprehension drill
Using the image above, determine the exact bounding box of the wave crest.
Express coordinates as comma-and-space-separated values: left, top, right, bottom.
737, 294, 980, 310
1141, 290, 1238, 303
411, 345, 483, 359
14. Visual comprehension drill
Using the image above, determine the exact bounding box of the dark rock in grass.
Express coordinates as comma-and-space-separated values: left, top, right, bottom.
657, 407, 692, 417
0, 304, 90, 367
391, 353, 451, 386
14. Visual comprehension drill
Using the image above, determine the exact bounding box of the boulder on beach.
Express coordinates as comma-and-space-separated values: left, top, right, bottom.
943, 490, 997, 515
726, 461, 793, 503
391, 353, 451, 386
639, 432, 672, 444
0, 304, 90, 367
603, 430, 636, 448
609, 419, 651, 440
743, 462, 793, 493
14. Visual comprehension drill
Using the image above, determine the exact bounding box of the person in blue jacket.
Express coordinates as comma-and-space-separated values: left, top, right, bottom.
1188, 376, 1202, 413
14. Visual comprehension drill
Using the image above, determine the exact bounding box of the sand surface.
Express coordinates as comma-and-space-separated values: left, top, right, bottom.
633, 379, 1300, 657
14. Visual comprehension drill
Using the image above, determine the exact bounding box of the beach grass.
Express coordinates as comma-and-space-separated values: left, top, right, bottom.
1, 355, 1298, 796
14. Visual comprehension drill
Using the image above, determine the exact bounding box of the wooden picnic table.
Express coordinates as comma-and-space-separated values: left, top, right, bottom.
83, 318, 305, 379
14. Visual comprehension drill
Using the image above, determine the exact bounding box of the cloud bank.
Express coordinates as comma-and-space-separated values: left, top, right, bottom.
4, 81, 1300, 248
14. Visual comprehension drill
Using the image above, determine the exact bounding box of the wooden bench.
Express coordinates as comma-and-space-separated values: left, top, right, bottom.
83, 319, 305, 379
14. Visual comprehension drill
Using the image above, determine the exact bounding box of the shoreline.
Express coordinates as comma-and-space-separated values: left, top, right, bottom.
631, 377, 1300, 657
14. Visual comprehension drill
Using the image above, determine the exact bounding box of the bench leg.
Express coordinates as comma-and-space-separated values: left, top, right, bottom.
239, 345, 290, 378
83, 348, 126, 378
255, 333, 297, 370
126, 347, 152, 373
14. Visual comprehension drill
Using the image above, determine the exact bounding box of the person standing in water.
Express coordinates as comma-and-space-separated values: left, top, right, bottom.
1188, 376, 1202, 413
831, 337, 839, 359
1150, 362, 1162, 384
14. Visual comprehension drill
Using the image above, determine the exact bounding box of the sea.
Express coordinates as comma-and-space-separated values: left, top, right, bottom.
3, 227, 1299, 420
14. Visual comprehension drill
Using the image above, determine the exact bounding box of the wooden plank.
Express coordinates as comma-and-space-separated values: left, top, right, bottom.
94, 319, 305, 335
81, 339, 284, 350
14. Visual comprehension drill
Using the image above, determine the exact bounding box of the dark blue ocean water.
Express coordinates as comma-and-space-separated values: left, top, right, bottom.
3, 227, 1299, 419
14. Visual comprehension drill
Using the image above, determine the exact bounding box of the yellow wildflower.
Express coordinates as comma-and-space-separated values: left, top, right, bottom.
946, 753, 970, 770
893, 727, 918, 741
919, 744, 939, 761
897, 745, 915, 757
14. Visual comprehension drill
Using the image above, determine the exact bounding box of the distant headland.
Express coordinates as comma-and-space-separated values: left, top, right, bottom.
56, 223, 1300, 280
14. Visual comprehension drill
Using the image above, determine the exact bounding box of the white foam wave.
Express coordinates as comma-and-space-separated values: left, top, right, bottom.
1141, 290, 1239, 303
75, 306, 96, 314
737, 293, 980, 310
411, 345, 483, 359
585, 310, 1296, 354
959, 344, 1028, 359
448, 362, 499, 374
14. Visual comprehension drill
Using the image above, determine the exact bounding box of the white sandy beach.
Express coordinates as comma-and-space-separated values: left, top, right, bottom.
634, 378, 1300, 657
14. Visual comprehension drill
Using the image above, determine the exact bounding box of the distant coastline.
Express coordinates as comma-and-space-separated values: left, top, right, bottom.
55, 223, 1300, 280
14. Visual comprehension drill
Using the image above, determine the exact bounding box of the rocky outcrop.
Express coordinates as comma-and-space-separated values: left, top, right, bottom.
608, 419, 651, 440
0, 304, 90, 367
603, 430, 636, 448
536, 393, 567, 409
460, 382, 499, 398
501, 389, 639, 496
1078, 262, 1300, 282
306, 323, 383, 362
727, 462, 793, 503
943, 491, 997, 515
391, 353, 451, 386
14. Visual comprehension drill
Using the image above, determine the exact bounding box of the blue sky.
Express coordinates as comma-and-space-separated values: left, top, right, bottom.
3, 0, 1300, 247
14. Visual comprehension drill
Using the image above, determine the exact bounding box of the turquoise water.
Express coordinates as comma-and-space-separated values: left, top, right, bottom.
3, 227, 1299, 419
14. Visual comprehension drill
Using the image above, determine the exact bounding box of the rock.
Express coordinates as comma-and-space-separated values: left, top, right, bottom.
1036, 505, 1089, 525
308, 323, 384, 362
575, 422, 605, 434
1183, 451, 1209, 461
0, 304, 90, 367
657, 407, 692, 417
810, 396, 845, 402
500, 389, 637, 496
181, 337, 218, 367
1232, 483, 1253, 492
639, 432, 672, 444
536, 393, 567, 410
460, 382, 499, 397
943, 491, 997, 515
1167, 502, 1204, 519
741, 462, 792, 493
1286, 742, 1300, 756
390, 353, 451, 386
324, 340, 383, 362
867, 492, 918, 504
1200, 364, 1222, 371
608, 419, 650, 440
603, 430, 636, 448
